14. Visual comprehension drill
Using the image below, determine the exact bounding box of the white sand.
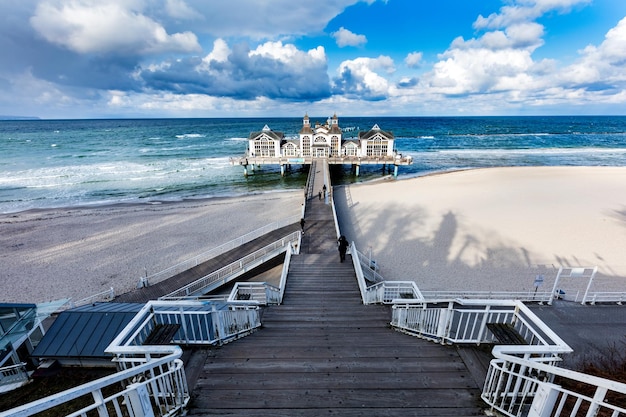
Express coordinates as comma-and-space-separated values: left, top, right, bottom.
0, 192, 302, 304
3, 167, 626, 305
334, 167, 626, 296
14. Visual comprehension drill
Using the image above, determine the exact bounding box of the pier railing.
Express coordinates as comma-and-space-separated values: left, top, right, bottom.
0, 363, 29, 393
390, 299, 626, 417
138, 214, 301, 288
227, 235, 298, 305
159, 231, 300, 300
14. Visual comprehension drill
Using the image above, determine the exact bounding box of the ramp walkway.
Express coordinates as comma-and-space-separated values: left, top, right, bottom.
188, 159, 485, 416
113, 223, 299, 304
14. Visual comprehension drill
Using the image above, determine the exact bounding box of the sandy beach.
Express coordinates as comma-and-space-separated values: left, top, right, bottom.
3, 166, 626, 305
0, 192, 303, 304
334, 166, 626, 297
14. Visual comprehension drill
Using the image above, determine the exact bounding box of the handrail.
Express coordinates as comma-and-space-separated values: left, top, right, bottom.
139, 214, 301, 287
159, 232, 299, 300
420, 290, 553, 304
68, 287, 115, 309
390, 299, 626, 417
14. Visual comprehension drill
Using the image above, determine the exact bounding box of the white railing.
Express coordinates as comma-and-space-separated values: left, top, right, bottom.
0, 363, 29, 391
68, 287, 115, 309
584, 291, 626, 304
227, 282, 281, 305
364, 281, 424, 304
0, 300, 261, 417
139, 215, 301, 288
0, 351, 187, 417
390, 299, 626, 417
159, 232, 299, 300
420, 290, 553, 304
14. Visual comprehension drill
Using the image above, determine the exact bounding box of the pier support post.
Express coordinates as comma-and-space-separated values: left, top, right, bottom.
394, 165, 398, 177
280, 164, 285, 176
355, 164, 360, 176
243, 165, 248, 177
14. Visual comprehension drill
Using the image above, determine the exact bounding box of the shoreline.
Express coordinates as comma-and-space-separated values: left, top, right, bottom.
0, 187, 303, 216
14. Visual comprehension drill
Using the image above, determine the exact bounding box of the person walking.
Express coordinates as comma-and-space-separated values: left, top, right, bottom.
300, 218, 305, 234
337, 235, 348, 262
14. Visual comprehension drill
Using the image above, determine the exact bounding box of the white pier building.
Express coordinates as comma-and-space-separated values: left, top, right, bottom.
230, 114, 412, 176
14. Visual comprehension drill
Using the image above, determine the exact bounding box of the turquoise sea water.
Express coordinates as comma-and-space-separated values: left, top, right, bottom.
2, 116, 626, 213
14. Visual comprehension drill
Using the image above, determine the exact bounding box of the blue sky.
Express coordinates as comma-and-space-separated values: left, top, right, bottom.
1, 0, 626, 118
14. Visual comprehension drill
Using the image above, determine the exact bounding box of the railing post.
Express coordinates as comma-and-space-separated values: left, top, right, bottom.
436, 302, 454, 344
91, 389, 108, 417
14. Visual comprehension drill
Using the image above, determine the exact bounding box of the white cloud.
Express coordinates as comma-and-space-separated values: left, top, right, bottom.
404, 52, 423, 68
249, 41, 326, 66
202, 38, 231, 65
561, 16, 626, 87
30, 0, 201, 55
474, 0, 591, 30
332, 27, 367, 48
165, 0, 201, 20
334, 55, 394, 99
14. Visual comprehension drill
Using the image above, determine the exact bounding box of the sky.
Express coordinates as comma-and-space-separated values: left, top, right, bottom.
2, 0, 626, 119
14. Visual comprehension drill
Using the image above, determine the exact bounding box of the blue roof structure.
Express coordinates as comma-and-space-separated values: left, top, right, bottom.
32, 303, 143, 360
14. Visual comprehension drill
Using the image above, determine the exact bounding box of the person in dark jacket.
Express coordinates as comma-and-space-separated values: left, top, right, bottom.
338, 235, 348, 262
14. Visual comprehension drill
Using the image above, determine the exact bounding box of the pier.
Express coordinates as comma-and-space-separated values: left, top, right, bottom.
230, 115, 413, 177
188, 159, 486, 416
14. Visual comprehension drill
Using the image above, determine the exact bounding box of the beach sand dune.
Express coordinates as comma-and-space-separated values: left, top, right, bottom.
0, 192, 302, 304
334, 167, 626, 297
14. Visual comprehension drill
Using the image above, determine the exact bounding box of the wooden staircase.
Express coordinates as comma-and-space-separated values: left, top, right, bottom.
189, 253, 485, 416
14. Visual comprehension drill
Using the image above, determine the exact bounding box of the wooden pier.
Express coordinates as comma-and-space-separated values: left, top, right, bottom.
187, 159, 487, 416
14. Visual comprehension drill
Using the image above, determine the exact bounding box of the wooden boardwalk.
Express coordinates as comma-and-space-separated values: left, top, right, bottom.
188, 160, 487, 416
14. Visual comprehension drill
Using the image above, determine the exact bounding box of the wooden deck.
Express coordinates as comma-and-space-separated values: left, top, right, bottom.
187, 160, 487, 416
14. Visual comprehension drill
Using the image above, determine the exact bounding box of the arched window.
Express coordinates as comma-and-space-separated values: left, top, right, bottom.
366, 136, 388, 156
283, 143, 297, 157
254, 137, 275, 157
343, 142, 358, 156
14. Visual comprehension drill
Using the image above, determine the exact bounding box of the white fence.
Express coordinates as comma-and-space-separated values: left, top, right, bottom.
390, 299, 626, 417
138, 215, 301, 288
0, 300, 261, 417
0, 363, 29, 393
159, 231, 299, 300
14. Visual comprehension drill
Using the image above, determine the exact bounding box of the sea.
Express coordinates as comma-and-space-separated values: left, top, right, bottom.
2, 116, 626, 214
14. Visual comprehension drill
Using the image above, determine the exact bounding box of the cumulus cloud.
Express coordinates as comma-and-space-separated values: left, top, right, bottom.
332, 27, 367, 47
140, 40, 331, 101
404, 52, 423, 68
423, 0, 589, 97
30, 0, 201, 55
474, 0, 591, 30
561, 16, 626, 91
333, 56, 394, 100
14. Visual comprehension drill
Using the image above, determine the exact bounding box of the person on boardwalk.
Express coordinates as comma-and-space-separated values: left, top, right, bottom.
337, 235, 348, 262
300, 218, 305, 234
322, 184, 327, 198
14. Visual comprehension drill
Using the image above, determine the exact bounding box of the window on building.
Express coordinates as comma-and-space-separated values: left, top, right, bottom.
366, 137, 388, 156
283, 143, 297, 157
254, 137, 275, 157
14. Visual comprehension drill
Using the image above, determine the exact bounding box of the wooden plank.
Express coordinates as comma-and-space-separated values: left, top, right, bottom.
486, 323, 527, 345
191, 387, 482, 409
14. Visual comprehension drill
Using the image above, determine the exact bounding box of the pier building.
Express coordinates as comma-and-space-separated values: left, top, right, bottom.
230, 114, 413, 177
